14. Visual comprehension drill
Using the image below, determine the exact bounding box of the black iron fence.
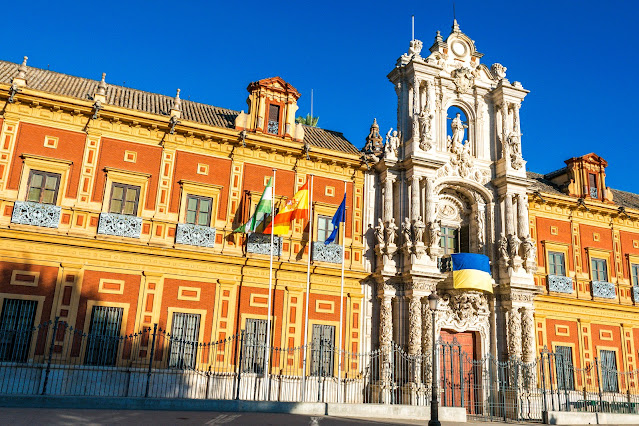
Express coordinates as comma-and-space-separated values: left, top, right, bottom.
2, 319, 639, 422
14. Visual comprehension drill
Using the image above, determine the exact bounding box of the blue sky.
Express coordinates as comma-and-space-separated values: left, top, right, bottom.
6, 1, 638, 192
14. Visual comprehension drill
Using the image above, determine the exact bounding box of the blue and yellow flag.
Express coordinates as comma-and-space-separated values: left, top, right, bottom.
451, 253, 493, 293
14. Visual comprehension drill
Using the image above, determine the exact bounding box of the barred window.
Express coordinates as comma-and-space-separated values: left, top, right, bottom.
0, 299, 37, 362
109, 183, 140, 216
548, 251, 566, 276
185, 195, 212, 227
600, 350, 619, 393
27, 170, 60, 205
555, 346, 574, 391
169, 312, 200, 369
241, 318, 267, 374
85, 306, 123, 366
310, 324, 335, 377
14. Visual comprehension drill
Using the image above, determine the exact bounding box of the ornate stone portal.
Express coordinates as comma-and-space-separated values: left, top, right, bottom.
362, 19, 539, 389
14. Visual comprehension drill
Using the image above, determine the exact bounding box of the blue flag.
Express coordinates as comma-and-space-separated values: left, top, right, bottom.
324, 194, 346, 245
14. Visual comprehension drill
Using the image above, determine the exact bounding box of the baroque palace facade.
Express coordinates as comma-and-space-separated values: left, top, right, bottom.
1, 19, 639, 394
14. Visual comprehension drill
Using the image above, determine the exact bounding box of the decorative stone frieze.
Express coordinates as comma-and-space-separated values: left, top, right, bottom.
312, 242, 343, 264
175, 223, 216, 248
591, 281, 615, 299
97, 213, 142, 238
547, 275, 573, 294
11, 201, 61, 228
246, 233, 282, 256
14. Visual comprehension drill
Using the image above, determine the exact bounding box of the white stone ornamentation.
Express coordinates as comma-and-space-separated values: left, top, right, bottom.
11, 201, 61, 228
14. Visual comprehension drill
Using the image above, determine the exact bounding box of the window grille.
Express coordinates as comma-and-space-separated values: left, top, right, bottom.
310, 324, 335, 377
169, 312, 201, 369
555, 346, 574, 390
600, 350, 619, 392
85, 306, 123, 366
109, 183, 140, 216
0, 299, 37, 362
267, 104, 280, 135
548, 251, 566, 276
27, 170, 61, 205
241, 318, 267, 374
589, 173, 598, 199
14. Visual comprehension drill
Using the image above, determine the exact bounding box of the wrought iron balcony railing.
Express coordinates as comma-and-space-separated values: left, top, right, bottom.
591, 280, 615, 299
312, 242, 343, 264
547, 275, 573, 294
246, 233, 282, 256
438, 256, 452, 273
175, 223, 216, 248
97, 213, 142, 239
11, 201, 61, 228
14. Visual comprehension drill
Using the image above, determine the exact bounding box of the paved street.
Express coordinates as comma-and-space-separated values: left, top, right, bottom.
0, 408, 542, 425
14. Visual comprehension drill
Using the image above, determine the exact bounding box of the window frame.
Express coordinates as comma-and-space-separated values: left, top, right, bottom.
185, 194, 213, 227
102, 167, 150, 216
589, 173, 599, 199
631, 263, 639, 287
178, 180, 223, 228
241, 318, 268, 374
17, 154, 72, 208
554, 345, 575, 391
84, 305, 124, 366
168, 312, 201, 369
310, 323, 335, 377
108, 182, 141, 216
548, 251, 566, 276
440, 226, 459, 255
591, 258, 608, 282
266, 103, 281, 135
599, 349, 619, 393
26, 170, 61, 205
0, 298, 38, 362
316, 214, 336, 245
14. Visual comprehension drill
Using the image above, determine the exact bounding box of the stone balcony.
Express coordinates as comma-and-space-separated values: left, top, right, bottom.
547, 275, 573, 294
175, 223, 216, 248
11, 201, 61, 228
97, 213, 142, 239
591, 280, 616, 299
312, 242, 343, 264
246, 233, 282, 256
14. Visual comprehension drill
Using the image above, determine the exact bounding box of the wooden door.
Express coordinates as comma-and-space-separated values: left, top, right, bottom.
439, 330, 478, 412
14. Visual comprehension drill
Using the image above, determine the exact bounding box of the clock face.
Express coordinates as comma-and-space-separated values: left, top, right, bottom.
451, 41, 466, 57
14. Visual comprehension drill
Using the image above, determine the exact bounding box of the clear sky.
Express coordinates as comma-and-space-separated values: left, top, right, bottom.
5, 0, 638, 192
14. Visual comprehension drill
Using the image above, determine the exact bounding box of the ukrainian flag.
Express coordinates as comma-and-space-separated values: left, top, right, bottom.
451, 253, 493, 293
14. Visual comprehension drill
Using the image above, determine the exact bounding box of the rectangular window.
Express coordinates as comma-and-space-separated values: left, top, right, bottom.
631, 263, 639, 287
267, 104, 280, 135
591, 258, 608, 281
600, 350, 619, 393
589, 173, 598, 199
310, 324, 335, 377
169, 312, 201, 369
440, 226, 458, 255
0, 299, 37, 362
317, 215, 335, 244
241, 318, 267, 374
555, 346, 574, 391
109, 183, 140, 216
85, 306, 123, 366
185, 195, 212, 226
26, 170, 61, 205
548, 251, 566, 276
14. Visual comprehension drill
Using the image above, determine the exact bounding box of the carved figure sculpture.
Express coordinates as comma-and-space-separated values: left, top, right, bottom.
522, 236, 537, 262
374, 219, 385, 246
429, 220, 442, 247
384, 128, 400, 157
413, 216, 425, 244
498, 235, 510, 263
450, 113, 468, 146
418, 107, 433, 149
507, 234, 521, 259
507, 131, 524, 170
402, 217, 412, 245
476, 209, 485, 249
385, 218, 398, 245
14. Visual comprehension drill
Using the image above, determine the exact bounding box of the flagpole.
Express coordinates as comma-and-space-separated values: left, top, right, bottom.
301, 174, 313, 401
337, 181, 347, 402
264, 168, 276, 401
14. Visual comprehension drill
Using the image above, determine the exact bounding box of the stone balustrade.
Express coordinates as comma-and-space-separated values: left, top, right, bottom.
97, 213, 142, 239
246, 233, 282, 256
591, 280, 615, 299
547, 275, 573, 294
11, 201, 61, 228
175, 223, 216, 248
312, 242, 343, 264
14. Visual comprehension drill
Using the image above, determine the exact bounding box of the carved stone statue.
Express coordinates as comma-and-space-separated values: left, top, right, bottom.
450, 113, 468, 146
476, 209, 485, 249
429, 220, 442, 248
385, 218, 398, 245
498, 235, 510, 263
507, 234, 521, 260
418, 107, 433, 150
374, 219, 385, 246
413, 216, 425, 244
401, 217, 412, 245
522, 236, 537, 272
384, 128, 400, 158
507, 131, 524, 170
490, 63, 507, 81
363, 118, 384, 163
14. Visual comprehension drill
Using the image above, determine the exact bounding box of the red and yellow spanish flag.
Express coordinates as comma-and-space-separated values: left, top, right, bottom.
263, 180, 310, 235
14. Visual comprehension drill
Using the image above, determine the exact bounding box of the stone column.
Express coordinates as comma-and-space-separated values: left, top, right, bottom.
424, 178, 434, 223
378, 292, 394, 403
504, 194, 515, 237
507, 307, 522, 360
521, 307, 536, 389
513, 103, 521, 136
410, 176, 420, 221
516, 194, 529, 239
383, 174, 395, 223
421, 303, 433, 387
408, 294, 423, 384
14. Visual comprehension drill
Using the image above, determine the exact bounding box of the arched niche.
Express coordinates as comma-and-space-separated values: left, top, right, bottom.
444, 101, 476, 156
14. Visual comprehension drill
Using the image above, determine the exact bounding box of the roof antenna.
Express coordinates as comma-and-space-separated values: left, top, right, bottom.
412, 15, 415, 41
311, 89, 313, 121
453, 2, 456, 21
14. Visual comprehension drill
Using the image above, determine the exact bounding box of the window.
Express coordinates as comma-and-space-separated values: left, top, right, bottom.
548, 251, 566, 276
241, 318, 267, 374
310, 324, 335, 377
169, 312, 201, 369
267, 104, 280, 135
591, 258, 608, 281
589, 173, 598, 199
631, 263, 639, 287
85, 306, 123, 366
109, 183, 140, 216
185, 195, 212, 226
26, 170, 60, 204
0, 299, 37, 362
440, 226, 458, 255
555, 346, 574, 390
600, 350, 619, 393
317, 215, 335, 244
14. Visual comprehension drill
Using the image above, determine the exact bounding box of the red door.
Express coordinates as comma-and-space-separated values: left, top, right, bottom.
439, 330, 478, 412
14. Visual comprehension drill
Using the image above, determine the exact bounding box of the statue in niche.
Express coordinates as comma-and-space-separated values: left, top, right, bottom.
450, 112, 468, 146
476, 209, 485, 248
374, 219, 385, 246
413, 216, 425, 244
418, 107, 434, 149
385, 218, 398, 245
498, 235, 510, 263
384, 128, 400, 158
402, 217, 412, 245
521, 236, 537, 262
429, 220, 442, 248
507, 234, 521, 260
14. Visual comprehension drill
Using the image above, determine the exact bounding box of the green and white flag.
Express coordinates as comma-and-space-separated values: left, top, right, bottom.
234, 177, 273, 233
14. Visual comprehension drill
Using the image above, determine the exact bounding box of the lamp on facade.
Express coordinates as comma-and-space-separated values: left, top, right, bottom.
428, 292, 440, 426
